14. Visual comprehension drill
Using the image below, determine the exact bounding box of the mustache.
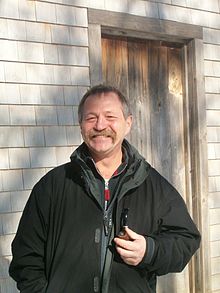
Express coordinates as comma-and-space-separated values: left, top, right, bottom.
88, 129, 116, 139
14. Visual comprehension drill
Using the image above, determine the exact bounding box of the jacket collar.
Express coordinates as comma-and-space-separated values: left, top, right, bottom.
70, 140, 151, 205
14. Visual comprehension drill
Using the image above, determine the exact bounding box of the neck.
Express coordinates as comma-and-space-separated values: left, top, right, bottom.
92, 150, 123, 179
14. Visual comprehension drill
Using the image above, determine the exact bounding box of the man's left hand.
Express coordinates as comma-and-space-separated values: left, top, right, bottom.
114, 227, 146, 266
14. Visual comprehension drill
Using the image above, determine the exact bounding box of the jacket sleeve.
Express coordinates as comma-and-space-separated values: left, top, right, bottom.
9, 179, 50, 293
139, 174, 201, 276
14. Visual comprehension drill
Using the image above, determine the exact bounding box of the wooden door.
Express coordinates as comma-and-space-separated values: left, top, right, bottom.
102, 36, 192, 293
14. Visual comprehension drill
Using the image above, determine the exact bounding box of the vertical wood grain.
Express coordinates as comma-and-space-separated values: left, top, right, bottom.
101, 36, 191, 293
88, 24, 102, 85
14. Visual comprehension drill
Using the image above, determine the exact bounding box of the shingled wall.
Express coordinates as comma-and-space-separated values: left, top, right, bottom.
0, 0, 219, 292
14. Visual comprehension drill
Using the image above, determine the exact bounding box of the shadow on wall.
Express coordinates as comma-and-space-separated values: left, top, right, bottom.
0, 1, 90, 292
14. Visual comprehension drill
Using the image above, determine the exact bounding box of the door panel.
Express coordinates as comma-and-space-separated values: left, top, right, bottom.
102, 36, 190, 293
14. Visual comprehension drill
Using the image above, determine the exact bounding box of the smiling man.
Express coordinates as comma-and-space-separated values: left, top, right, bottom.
9, 84, 201, 293
79, 90, 132, 178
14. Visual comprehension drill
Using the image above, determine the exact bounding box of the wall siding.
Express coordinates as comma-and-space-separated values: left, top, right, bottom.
0, 0, 219, 292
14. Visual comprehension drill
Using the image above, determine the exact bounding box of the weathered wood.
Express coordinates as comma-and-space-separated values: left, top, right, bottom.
207, 110, 220, 126
209, 176, 220, 193
210, 208, 220, 225
204, 60, 220, 77
102, 36, 128, 93
208, 143, 220, 159
187, 38, 210, 293
168, 47, 186, 197
89, 11, 209, 293
211, 274, 220, 291
209, 192, 220, 209
205, 77, 220, 94
149, 43, 172, 181
210, 239, 220, 257
127, 40, 150, 160
210, 224, 220, 241
102, 27, 189, 44
88, 24, 103, 85
208, 127, 220, 142
102, 36, 191, 293
208, 160, 220, 176
88, 9, 203, 40
211, 256, 220, 275
206, 94, 220, 109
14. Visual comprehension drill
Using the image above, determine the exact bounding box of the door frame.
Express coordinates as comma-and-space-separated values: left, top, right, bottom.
88, 9, 209, 293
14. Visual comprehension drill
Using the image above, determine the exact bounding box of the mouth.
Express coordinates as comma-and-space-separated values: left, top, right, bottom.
91, 134, 112, 139
92, 134, 112, 137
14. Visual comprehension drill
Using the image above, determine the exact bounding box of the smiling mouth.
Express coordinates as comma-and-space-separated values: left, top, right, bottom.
92, 135, 112, 139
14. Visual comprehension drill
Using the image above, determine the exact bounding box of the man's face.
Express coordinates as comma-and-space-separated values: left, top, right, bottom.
80, 92, 132, 159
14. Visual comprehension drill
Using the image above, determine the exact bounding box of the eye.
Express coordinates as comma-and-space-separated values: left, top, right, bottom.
85, 116, 97, 122
106, 115, 117, 120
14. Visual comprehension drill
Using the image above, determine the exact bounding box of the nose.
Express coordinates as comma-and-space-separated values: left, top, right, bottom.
94, 115, 108, 131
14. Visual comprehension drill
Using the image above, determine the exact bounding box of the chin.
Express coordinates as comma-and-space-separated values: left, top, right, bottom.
89, 144, 115, 155
92, 147, 113, 154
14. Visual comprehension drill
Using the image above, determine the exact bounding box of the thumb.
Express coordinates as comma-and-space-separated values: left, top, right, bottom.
124, 227, 140, 240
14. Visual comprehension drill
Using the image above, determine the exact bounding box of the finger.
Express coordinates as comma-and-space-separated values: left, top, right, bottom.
115, 245, 136, 258
115, 247, 141, 266
124, 227, 141, 240
114, 238, 135, 251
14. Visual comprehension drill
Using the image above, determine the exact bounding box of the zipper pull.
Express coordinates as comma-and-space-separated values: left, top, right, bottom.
103, 213, 109, 236
104, 179, 110, 211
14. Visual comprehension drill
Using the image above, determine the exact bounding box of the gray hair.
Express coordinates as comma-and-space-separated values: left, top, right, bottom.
78, 84, 132, 123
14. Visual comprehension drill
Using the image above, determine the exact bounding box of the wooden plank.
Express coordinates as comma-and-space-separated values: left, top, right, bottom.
153, 44, 172, 181
88, 23, 102, 85
187, 39, 210, 293
211, 257, 220, 275
209, 192, 220, 208
208, 143, 220, 159
210, 208, 220, 225
127, 39, 150, 160
102, 27, 187, 44
158, 43, 171, 181
203, 28, 220, 45
204, 44, 220, 61
212, 274, 220, 291
207, 127, 220, 142
208, 160, 220, 176
168, 47, 186, 197
147, 42, 190, 293
148, 42, 172, 181
210, 224, 220, 241
209, 176, 220, 192
88, 9, 203, 40
210, 240, 220, 257
168, 45, 190, 293
102, 36, 129, 94
205, 77, 220, 94
206, 94, 220, 110
207, 110, 220, 126
204, 60, 220, 77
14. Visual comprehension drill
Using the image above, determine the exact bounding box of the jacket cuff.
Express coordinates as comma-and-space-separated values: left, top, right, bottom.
137, 236, 155, 268
145, 237, 155, 264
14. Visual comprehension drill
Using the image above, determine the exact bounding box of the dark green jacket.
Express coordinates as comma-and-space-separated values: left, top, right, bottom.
9, 141, 201, 293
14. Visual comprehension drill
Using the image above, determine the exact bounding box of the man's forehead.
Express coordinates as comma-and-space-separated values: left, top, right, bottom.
84, 92, 122, 106
87, 91, 120, 100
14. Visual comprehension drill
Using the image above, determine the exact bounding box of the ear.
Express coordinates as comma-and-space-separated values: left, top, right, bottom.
125, 115, 133, 136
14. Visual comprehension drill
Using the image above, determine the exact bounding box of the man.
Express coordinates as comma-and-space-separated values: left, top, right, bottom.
9, 84, 201, 293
